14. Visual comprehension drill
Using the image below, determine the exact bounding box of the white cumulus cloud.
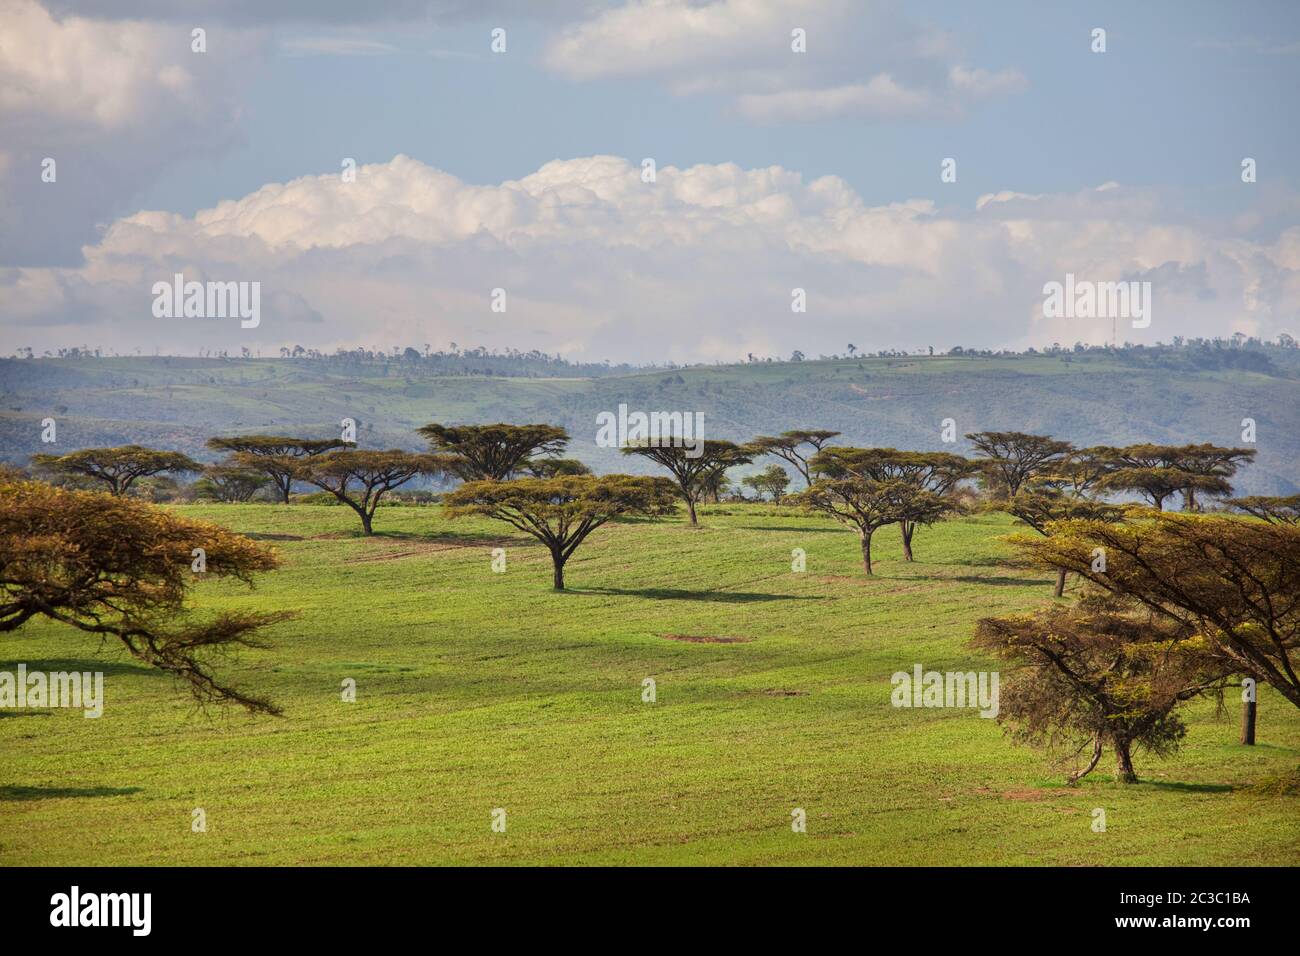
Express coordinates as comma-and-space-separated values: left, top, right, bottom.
4, 154, 1296, 362
543, 0, 1026, 121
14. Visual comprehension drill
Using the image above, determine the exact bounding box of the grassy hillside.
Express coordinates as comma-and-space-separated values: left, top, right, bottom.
3, 352, 1299, 494
2, 503, 1296, 866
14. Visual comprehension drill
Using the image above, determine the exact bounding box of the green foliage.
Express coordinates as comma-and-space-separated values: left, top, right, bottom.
295, 450, 443, 534
207, 434, 348, 503
31, 445, 201, 496
751, 430, 840, 485
973, 592, 1225, 783
418, 422, 568, 480
1008, 513, 1300, 709
622, 439, 754, 525
792, 475, 953, 574
742, 464, 792, 501
1228, 494, 1300, 524
521, 457, 592, 478
444, 474, 678, 588
0, 480, 287, 712
193, 464, 272, 503
965, 432, 1073, 498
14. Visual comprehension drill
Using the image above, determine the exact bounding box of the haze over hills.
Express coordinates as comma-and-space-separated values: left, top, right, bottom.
2, 347, 1298, 496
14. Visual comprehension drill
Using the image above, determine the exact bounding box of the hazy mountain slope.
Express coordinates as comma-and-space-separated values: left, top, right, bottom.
2, 353, 1297, 494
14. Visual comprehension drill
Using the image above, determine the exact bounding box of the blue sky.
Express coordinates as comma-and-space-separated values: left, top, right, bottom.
137, 1, 1300, 227
4, 0, 1300, 361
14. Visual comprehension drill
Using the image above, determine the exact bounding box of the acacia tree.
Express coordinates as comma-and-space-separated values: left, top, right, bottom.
742, 465, 791, 501
1098, 465, 1192, 511
418, 423, 568, 480
1094, 443, 1244, 512
1008, 513, 1300, 709
1006, 487, 1125, 596
811, 448, 973, 560
206, 435, 348, 503
521, 458, 591, 479
31, 445, 201, 496
1171, 444, 1255, 510
793, 476, 952, 575
0, 480, 289, 713
1228, 494, 1300, 525
295, 450, 442, 534
698, 467, 733, 504
443, 475, 678, 589
973, 593, 1223, 784
622, 439, 754, 525
751, 430, 841, 487
1050, 447, 1116, 498
194, 463, 271, 503
965, 432, 1072, 498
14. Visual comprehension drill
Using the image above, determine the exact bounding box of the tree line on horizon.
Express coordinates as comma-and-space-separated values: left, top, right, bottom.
9, 331, 1297, 378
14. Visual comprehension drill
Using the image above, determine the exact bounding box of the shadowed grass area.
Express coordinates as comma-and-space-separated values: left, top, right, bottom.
1, 503, 1296, 866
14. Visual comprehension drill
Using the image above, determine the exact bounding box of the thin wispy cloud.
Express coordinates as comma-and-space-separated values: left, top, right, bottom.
279, 37, 399, 57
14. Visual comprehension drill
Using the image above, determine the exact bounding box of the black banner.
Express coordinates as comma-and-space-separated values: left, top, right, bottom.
0, 866, 1279, 940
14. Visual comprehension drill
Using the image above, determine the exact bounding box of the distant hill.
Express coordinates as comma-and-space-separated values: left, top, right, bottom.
2, 350, 1298, 495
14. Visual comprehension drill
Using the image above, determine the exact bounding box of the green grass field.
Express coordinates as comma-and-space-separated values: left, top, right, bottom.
2, 503, 1297, 865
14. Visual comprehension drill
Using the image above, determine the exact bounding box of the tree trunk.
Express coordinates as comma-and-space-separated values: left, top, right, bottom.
1069, 734, 1104, 784
1053, 568, 1067, 598
860, 530, 874, 575
551, 551, 566, 590
1241, 696, 1257, 745
900, 521, 915, 561
1114, 739, 1137, 783
685, 495, 698, 526
280, 480, 292, 504
1184, 486, 1197, 511
360, 511, 374, 535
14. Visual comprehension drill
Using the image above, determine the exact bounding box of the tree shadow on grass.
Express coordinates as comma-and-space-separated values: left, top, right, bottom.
0, 658, 158, 678
909, 574, 1050, 587
1143, 781, 1235, 794
0, 785, 143, 802
568, 586, 823, 603
385, 529, 535, 548
740, 525, 844, 533
948, 555, 1013, 568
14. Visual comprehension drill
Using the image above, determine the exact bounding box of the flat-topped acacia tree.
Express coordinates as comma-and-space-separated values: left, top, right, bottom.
295, 450, 442, 535
751, 430, 841, 487
813, 448, 974, 560
1091, 443, 1250, 512
0, 480, 289, 713
965, 431, 1073, 498
1022, 446, 1115, 499
444, 474, 678, 589
521, 457, 592, 478
1170, 443, 1256, 510
418, 423, 569, 480
206, 435, 348, 503
621, 439, 754, 525
31, 445, 202, 496
195, 463, 272, 502
793, 473, 953, 575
